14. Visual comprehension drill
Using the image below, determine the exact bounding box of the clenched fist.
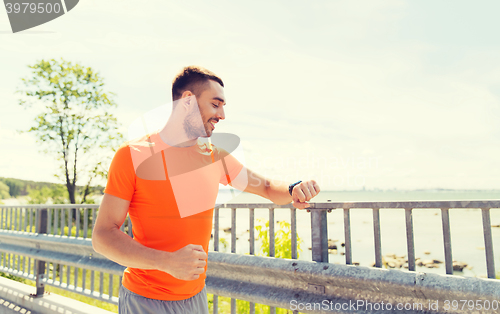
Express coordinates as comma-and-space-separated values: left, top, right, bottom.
292, 180, 320, 209
161, 244, 207, 281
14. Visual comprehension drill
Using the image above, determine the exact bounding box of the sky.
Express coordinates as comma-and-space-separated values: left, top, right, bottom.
0, 0, 499, 191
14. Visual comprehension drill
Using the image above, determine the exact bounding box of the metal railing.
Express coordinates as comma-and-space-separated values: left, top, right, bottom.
0, 201, 498, 314
0, 204, 124, 304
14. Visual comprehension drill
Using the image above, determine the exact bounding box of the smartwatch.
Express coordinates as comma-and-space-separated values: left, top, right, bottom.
288, 181, 302, 196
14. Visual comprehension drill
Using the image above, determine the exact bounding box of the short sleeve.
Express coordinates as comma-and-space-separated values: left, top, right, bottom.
215, 146, 244, 186
104, 145, 136, 201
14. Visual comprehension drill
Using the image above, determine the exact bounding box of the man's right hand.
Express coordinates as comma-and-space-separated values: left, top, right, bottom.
161, 244, 207, 281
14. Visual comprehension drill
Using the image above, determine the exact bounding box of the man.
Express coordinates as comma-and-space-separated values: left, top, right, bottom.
92, 66, 320, 314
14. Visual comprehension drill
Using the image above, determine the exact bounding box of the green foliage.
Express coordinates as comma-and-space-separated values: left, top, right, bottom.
219, 237, 229, 252
27, 186, 50, 204
255, 219, 303, 259
0, 181, 10, 199
17, 58, 123, 204
27, 185, 69, 204
0, 177, 24, 197
0, 177, 103, 202
61, 225, 91, 238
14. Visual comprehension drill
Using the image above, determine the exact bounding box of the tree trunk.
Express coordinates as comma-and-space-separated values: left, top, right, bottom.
67, 182, 76, 221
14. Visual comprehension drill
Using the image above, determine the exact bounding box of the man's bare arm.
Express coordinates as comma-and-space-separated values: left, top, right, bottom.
92, 193, 207, 281
229, 168, 320, 208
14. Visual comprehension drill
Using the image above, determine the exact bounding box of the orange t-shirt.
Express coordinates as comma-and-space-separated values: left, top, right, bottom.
104, 131, 244, 300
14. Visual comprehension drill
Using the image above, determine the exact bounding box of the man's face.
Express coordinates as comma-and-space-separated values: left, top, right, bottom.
184, 80, 226, 138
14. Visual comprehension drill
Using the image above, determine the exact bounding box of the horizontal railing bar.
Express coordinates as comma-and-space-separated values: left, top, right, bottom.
0, 231, 125, 276
206, 252, 500, 313
0, 243, 125, 275
0, 204, 100, 209
2, 199, 498, 210
0, 230, 102, 257
217, 200, 498, 209
303, 200, 500, 209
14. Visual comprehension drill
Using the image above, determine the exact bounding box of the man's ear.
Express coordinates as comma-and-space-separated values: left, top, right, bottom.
180, 91, 193, 110
181, 91, 193, 100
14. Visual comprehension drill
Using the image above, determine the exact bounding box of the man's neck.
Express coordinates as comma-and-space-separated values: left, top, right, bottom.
159, 121, 197, 148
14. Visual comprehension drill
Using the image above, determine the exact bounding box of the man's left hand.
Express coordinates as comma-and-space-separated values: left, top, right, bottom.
292, 180, 320, 209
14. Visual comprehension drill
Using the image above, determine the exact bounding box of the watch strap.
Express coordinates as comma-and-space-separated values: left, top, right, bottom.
288, 181, 302, 196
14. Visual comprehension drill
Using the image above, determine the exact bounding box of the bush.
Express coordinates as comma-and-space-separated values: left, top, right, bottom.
27, 185, 69, 204
255, 219, 303, 259
0, 181, 10, 199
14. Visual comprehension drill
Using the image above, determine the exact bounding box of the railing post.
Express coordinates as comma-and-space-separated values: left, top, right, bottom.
291, 207, 297, 259
405, 208, 416, 271
310, 209, 328, 263
231, 208, 236, 254
440, 208, 453, 275
343, 208, 352, 265
481, 208, 496, 279
269, 208, 275, 258
35, 208, 48, 297
372, 208, 382, 268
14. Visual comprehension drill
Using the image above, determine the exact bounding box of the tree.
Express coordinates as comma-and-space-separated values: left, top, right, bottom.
27, 185, 69, 204
0, 178, 23, 197
0, 182, 10, 199
18, 58, 123, 204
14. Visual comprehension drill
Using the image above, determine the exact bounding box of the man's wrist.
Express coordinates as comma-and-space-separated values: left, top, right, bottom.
153, 250, 170, 272
288, 181, 302, 196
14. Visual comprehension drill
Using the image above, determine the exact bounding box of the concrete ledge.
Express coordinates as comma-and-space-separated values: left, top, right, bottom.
0, 277, 115, 314
0, 297, 34, 313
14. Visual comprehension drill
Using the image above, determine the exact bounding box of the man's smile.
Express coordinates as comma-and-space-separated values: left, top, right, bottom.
209, 119, 218, 130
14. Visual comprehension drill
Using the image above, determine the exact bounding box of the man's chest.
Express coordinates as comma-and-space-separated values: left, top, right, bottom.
132, 153, 221, 218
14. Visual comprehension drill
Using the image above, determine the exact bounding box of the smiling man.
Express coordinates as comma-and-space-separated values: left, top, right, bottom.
92, 66, 321, 314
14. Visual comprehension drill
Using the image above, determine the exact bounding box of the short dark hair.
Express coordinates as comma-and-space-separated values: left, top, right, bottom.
171, 66, 224, 101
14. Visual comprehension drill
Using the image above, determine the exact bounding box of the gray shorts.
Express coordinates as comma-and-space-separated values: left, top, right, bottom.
118, 284, 209, 314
